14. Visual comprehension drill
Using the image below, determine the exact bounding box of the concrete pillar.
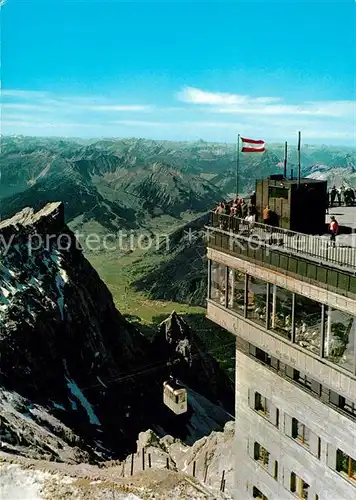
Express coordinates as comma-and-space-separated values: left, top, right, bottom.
271, 284, 277, 329
325, 306, 332, 357
207, 259, 211, 300
229, 268, 235, 308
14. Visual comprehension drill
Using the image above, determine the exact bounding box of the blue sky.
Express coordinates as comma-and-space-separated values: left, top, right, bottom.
2, 0, 355, 145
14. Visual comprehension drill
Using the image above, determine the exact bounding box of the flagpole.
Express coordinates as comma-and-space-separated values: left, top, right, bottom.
236, 134, 240, 197
297, 131, 301, 186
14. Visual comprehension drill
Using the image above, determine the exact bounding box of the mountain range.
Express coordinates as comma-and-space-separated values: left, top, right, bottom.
2, 135, 355, 308
2, 136, 354, 235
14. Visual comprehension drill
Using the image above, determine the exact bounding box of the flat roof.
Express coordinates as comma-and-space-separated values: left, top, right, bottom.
208, 207, 356, 271
326, 207, 356, 248
260, 177, 327, 185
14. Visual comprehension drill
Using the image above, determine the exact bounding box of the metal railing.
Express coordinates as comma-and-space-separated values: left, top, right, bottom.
208, 212, 356, 271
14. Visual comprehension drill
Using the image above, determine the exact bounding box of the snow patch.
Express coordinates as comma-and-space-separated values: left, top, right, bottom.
69, 399, 78, 410
59, 266, 69, 283
0, 464, 45, 500
54, 274, 65, 319
96, 376, 107, 388
0, 464, 76, 500
51, 251, 69, 283
51, 401, 66, 410
66, 377, 101, 425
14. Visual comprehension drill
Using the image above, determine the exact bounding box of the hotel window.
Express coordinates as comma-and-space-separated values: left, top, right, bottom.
293, 370, 311, 388
336, 449, 356, 483
255, 392, 269, 415
286, 415, 321, 458
254, 442, 269, 469
249, 345, 280, 370
292, 418, 311, 446
294, 293, 322, 355
324, 307, 356, 374
254, 391, 279, 427
252, 486, 268, 500
291, 418, 321, 458
247, 276, 268, 326
268, 285, 293, 340
253, 442, 279, 480
293, 370, 321, 395
344, 398, 356, 417
227, 268, 245, 315
251, 346, 270, 364
290, 472, 310, 499
329, 391, 356, 418
210, 261, 226, 305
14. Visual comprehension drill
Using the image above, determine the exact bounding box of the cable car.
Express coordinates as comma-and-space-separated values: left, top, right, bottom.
163, 378, 187, 415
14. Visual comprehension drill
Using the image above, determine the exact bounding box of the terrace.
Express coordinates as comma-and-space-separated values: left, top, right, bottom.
206, 207, 356, 299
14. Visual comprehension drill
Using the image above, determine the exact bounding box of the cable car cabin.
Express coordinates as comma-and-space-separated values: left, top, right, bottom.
163, 379, 187, 415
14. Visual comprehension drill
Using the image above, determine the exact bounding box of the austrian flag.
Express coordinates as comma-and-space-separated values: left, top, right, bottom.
241, 137, 266, 153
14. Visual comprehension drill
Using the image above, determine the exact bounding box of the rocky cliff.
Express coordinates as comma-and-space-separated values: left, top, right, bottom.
0, 203, 233, 462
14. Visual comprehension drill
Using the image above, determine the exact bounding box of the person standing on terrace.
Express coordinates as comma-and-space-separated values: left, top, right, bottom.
263, 206, 272, 225
329, 216, 339, 247
214, 201, 225, 214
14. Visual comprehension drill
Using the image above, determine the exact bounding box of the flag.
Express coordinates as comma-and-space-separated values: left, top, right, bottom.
241, 137, 265, 153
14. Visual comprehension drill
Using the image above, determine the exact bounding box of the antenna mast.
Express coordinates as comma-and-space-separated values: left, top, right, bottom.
297, 131, 301, 186
283, 141, 288, 178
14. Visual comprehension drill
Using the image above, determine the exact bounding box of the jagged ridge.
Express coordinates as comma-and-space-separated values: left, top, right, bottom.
0, 203, 233, 462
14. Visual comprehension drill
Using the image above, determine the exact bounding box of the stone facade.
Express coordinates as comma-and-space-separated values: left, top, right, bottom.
206, 246, 356, 500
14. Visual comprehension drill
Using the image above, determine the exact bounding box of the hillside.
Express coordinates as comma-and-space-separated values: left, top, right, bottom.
0, 202, 233, 462
133, 214, 208, 306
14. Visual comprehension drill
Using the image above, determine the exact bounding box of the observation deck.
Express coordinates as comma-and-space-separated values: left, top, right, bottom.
206, 207, 356, 300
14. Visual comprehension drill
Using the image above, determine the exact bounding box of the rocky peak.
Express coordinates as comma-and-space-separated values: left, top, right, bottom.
0, 203, 152, 459
0, 202, 65, 244
152, 313, 234, 414
156, 311, 193, 365
0, 203, 233, 463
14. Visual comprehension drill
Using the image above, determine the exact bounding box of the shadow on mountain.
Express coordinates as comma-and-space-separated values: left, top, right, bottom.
133, 213, 209, 306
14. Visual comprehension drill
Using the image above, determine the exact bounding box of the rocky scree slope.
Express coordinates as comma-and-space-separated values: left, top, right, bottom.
0, 421, 234, 499
0, 203, 233, 462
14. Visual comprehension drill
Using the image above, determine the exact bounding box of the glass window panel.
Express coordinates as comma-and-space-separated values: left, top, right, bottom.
227, 268, 245, 314
337, 449, 356, 482
268, 285, 293, 339
324, 307, 356, 374
294, 294, 322, 354
300, 479, 310, 499
351, 457, 356, 481
344, 399, 356, 416
291, 473, 309, 499
247, 276, 268, 326
254, 442, 270, 468
210, 261, 226, 305
253, 486, 268, 500
297, 422, 310, 446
